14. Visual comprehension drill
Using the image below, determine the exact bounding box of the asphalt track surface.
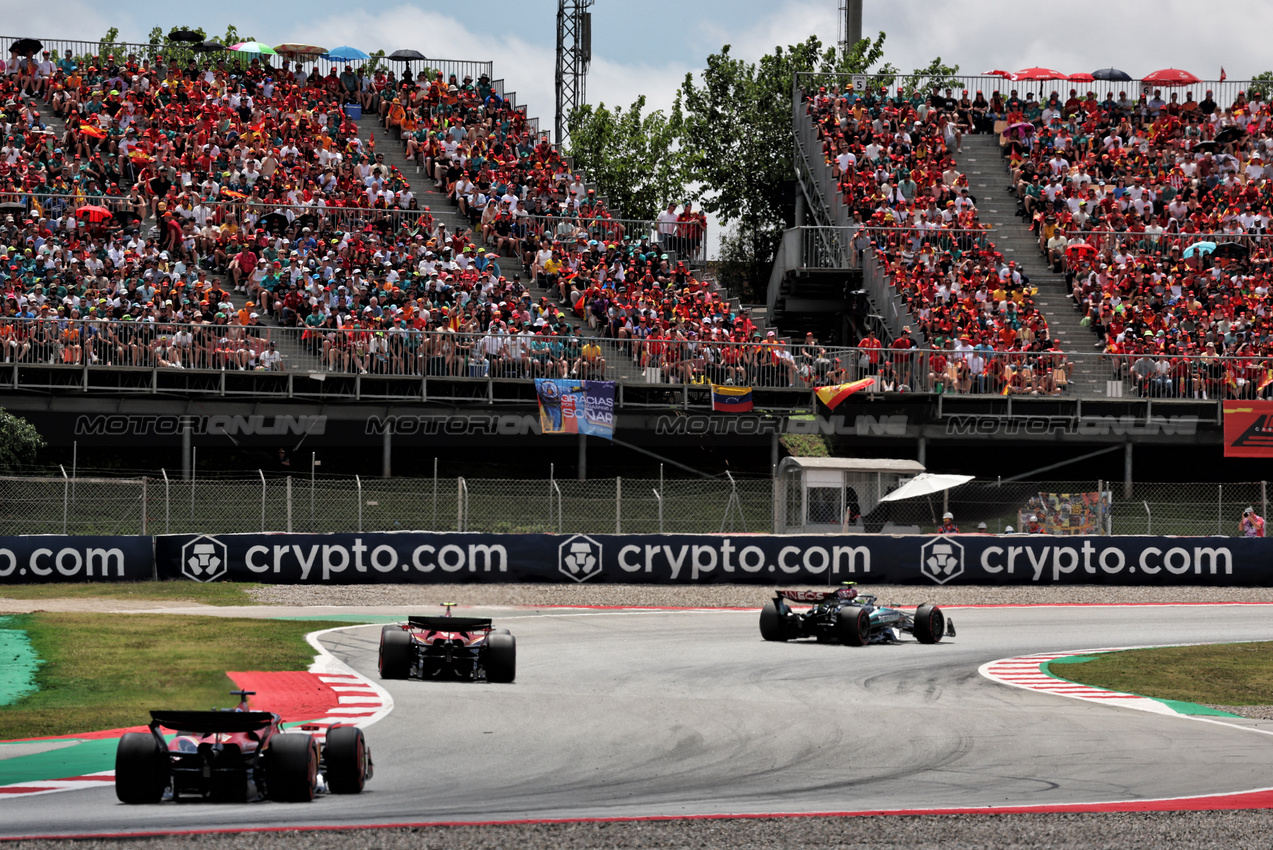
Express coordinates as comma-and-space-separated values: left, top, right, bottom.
4, 603, 1273, 839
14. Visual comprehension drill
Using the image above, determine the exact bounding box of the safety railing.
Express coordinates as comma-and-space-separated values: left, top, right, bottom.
2, 316, 1270, 400
794, 71, 1262, 111
2, 471, 1268, 537
0, 35, 492, 81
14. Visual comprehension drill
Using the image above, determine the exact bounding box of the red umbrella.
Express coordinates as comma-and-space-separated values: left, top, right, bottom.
75, 205, 112, 223
1013, 67, 1066, 81
1068, 72, 1095, 83
1142, 68, 1200, 86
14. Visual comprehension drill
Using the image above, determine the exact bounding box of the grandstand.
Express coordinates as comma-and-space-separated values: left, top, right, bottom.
773, 71, 1273, 404
0, 34, 1254, 487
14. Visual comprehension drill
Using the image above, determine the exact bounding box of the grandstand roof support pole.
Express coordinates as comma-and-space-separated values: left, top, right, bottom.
1123, 441, 1133, 500
917, 436, 926, 468
382, 428, 392, 479
578, 433, 587, 481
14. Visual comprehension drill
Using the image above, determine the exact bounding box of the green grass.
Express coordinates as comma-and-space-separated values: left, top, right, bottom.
0, 613, 350, 740
0, 581, 260, 606
1059, 642, 1273, 706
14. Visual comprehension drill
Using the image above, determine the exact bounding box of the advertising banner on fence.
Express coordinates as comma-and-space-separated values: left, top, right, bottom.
154, 532, 1273, 586
535, 379, 615, 440
1224, 400, 1273, 457
0, 536, 153, 583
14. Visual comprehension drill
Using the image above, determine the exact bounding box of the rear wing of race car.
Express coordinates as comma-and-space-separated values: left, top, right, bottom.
408, 616, 493, 631
776, 590, 837, 603
149, 710, 276, 734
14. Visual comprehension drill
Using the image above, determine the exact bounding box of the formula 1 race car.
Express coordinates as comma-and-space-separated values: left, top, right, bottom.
759, 584, 955, 646
114, 690, 372, 804
379, 603, 516, 683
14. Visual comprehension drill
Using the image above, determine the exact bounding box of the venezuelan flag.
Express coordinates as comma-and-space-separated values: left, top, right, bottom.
711, 384, 754, 413
815, 378, 874, 410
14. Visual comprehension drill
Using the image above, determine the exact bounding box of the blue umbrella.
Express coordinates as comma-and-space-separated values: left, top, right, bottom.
1182, 241, 1216, 258
323, 45, 370, 62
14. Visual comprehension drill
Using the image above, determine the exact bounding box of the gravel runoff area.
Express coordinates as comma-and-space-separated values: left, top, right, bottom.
9, 812, 1273, 849
247, 583, 1273, 608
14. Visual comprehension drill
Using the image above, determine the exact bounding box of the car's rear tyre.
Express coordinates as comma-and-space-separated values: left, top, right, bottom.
486, 633, 516, 683
836, 606, 871, 646
324, 726, 369, 795
266, 733, 318, 802
492, 628, 511, 635
378, 625, 411, 679
115, 732, 168, 804
913, 604, 945, 644
759, 600, 790, 641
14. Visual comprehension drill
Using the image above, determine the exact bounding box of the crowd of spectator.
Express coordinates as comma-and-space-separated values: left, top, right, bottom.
802, 82, 1071, 395
1003, 81, 1273, 398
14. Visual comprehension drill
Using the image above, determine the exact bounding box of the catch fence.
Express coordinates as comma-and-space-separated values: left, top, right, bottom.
0, 473, 1266, 539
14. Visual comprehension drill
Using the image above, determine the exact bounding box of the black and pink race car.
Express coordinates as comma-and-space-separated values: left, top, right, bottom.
759, 583, 954, 646
378, 604, 516, 683
114, 690, 372, 804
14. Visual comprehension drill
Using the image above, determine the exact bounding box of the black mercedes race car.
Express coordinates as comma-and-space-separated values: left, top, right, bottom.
759, 584, 955, 646
115, 690, 372, 804
379, 603, 515, 683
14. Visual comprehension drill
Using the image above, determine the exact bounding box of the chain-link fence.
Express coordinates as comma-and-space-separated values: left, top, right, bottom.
0, 474, 1267, 538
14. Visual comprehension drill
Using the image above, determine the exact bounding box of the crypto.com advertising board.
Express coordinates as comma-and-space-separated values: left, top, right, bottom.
154, 532, 1273, 586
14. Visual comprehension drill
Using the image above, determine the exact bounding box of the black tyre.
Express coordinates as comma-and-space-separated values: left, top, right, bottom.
486, 633, 516, 683
913, 604, 945, 644
115, 732, 168, 804
836, 605, 871, 647
758, 600, 790, 641
266, 733, 318, 802
324, 726, 369, 795
492, 628, 511, 635
378, 625, 412, 679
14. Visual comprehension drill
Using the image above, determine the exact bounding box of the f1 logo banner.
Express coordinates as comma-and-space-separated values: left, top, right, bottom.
1223, 401, 1273, 457
154, 532, 1273, 586
0, 536, 154, 583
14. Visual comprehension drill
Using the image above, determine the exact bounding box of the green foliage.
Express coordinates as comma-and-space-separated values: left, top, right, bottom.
714, 222, 777, 304
565, 95, 691, 219
0, 409, 44, 473
779, 432, 830, 457
674, 32, 956, 299
1251, 71, 1273, 100
98, 27, 119, 47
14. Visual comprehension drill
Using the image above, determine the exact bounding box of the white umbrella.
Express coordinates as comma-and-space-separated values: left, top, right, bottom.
880, 473, 975, 502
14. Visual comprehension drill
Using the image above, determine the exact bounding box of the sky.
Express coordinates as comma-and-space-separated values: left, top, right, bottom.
12, 0, 1269, 133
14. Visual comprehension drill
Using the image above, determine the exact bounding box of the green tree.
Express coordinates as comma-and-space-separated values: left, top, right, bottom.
678, 32, 956, 301
0, 409, 44, 472
1251, 71, 1273, 100
565, 95, 691, 220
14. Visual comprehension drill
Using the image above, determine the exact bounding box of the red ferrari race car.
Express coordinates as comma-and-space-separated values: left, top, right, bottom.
379, 603, 516, 683
114, 690, 372, 804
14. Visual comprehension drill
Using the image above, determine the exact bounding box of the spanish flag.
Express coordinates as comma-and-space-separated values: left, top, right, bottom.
79, 124, 107, 140
815, 378, 874, 410
711, 384, 754, 413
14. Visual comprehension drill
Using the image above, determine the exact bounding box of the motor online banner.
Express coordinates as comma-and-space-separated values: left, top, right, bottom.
153, 533, 1273, 586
